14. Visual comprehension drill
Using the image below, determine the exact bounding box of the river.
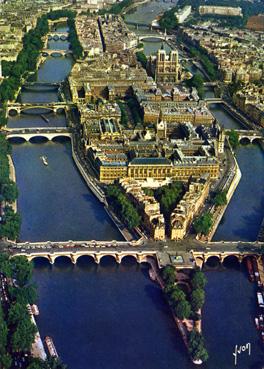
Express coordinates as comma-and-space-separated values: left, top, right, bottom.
8, 21, 264, 369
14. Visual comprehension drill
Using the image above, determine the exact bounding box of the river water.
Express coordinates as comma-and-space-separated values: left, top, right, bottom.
8, 22, 264, 369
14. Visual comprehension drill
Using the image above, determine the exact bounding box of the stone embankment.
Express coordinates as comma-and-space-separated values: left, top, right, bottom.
7, 155, 17, 213
205, 146, 241, 241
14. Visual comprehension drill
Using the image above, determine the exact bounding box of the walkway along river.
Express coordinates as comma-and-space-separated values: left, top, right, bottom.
7, 22, 264, 369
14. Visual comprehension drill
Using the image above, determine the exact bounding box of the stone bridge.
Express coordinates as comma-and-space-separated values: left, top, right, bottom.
10, 240, 156, 265
7, 102, 70, 115
48, 32, 68, 41
5, 127, 71, 142
138, 34, 173, 42
42, 49, 72, 57
225, 129, 263, 143
205, 98, 223, 104
6, 239, 264, 268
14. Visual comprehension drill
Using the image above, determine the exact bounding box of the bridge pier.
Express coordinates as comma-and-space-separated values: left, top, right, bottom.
71, 255, 78, 264
49, 255, 55, 264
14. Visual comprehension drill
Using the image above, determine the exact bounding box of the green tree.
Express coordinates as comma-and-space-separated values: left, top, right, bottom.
11, 318, 37, 352
213, 190, 227, 206
188, 330, 209, 362
0, 206, 21, 241
8, 302, 29, 326
10, 256, 33, 287
136, 51, 147, 69
227, 129, 239, 149
0, 353, 12, 369
174, 299, 191, 320
162, 266, 176, 284
190, 288, 205, 312
159, 7, 179, 31
2, 180, 19, 203
169, 287, 186, 306
186, 74, 205, 98
193, 212, 213, 236
191, 270, 207, 290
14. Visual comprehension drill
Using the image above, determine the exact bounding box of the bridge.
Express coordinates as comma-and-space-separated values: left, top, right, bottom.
5, 238, 264, 269
7, 102, 69, 115
138, 34, 173, 42
225, 129, 263, 143
203, 82, 218, 87
48, 32, 68, 41
5, 127, 71, 142
42, 49, 72, 57
205, 98, 223, 104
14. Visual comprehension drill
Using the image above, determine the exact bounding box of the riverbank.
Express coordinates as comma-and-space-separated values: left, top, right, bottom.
206, 148, 242, 241
7, 155, 17, 213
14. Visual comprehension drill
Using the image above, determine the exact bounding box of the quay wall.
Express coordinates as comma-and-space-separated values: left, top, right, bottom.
206, 150, 241, 241
7, 155, 17, 213
71, 137, 106, 204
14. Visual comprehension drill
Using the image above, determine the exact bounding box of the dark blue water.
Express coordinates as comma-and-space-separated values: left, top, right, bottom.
213, 144, 264, 241
33, 260, 264, 369
12, 141, 122, 242
209, 104, 243, 130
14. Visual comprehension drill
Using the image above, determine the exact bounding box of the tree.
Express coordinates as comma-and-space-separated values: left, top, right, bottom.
0, 206, 21, 241
11, 318, 37, 352
186, 74, 205, 98
2, 180, 19, 203
162, 266, 176, 284
10, 256, 33, 287
189, 330, 209, 362
191, 270, 207, 290
227, 129, 239, 149
174, 299, 191, 320
193, 212, 213, 236
213, 190, 227, 206
159, 7, 179, 31
8, 302, 29, 326
190, 288, 205, 312
0, 353, 12, 369
169, 287, 186, 306
136, 51, 147, 69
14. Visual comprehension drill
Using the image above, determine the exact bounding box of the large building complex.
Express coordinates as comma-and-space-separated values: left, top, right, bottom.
199, 6, 242, 17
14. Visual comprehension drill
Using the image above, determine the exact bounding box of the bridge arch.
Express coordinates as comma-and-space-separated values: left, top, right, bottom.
21, 107, 54, 114
222, 254, 240, 268
8, 108, 19, 116
51, 135, 71, 142
75, 255, 96, 265
97, 254, 118, 264
194, 256, 204, 269
53, 255, 73, 265
29, 135, 49, 143
239, 137, 251, 145
29, 255, 51, 263
205, 255, 221, 267
120, 254, 138, 264
252, 138, 262, 145
7, 137, 27, 144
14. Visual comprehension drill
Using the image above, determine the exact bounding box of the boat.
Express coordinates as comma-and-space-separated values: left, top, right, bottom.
261, 331, 264, 342
192, 359, 203, 365
246, 257, 255, 282
40, 156, 48, 166
257, 292, 264, 308
40, 114, 50, 123
45, 336, 58, 358
31, 304, 39, 316
259, 315, 264, 330
255, 317, 260, 329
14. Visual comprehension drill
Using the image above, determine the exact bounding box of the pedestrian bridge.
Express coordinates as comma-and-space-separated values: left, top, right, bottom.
42, 49, 72, 57
6, 127, 71, 142
225, 129, 263, 144
7, 102, 69, 115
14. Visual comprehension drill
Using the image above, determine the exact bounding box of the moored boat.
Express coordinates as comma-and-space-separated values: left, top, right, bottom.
44, 336, 58, 358
246, 257, 255, 282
